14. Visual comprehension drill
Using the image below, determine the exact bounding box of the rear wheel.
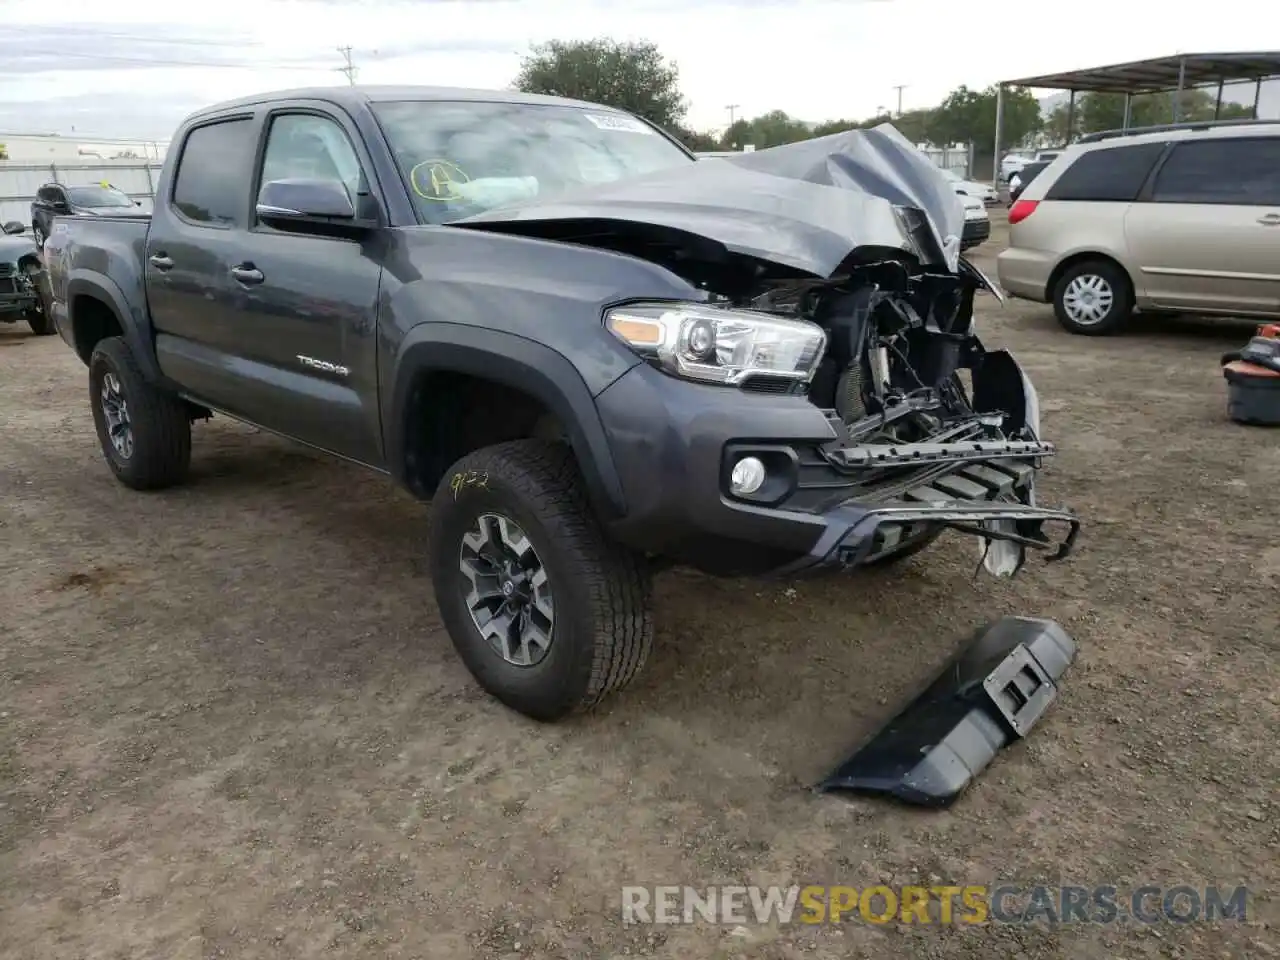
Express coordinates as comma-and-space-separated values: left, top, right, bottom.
1052, 260, 1133, 335
428, 439, 653, 721
31, 223, 44, 247
88, 337, 192, 490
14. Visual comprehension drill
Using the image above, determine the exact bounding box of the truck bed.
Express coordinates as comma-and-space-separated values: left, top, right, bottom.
44, 215, 152, 358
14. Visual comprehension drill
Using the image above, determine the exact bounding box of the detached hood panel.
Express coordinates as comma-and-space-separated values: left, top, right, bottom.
452, 123, 966, 279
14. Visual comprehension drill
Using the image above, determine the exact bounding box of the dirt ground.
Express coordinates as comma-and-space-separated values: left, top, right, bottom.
1, 214, 1277, 960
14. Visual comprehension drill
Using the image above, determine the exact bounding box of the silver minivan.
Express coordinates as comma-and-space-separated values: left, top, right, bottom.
996, 122, 1280, 335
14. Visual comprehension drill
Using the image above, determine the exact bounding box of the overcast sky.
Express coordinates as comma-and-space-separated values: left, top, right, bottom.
1, 0, 1276, 141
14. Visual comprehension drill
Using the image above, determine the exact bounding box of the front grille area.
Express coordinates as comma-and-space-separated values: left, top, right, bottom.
740, 375, 806, 396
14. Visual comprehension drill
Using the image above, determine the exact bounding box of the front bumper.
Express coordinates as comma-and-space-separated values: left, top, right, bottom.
595, 355, 1078, 578
0, 270, 39, 318
961, 218, 990, 249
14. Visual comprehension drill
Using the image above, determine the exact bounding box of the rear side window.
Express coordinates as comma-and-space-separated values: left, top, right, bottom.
1150, 138, 1280, 206
1044, 143, 1164, 202
171, 118, 255, 226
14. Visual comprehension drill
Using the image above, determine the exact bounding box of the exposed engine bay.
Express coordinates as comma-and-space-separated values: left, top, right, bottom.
727, 254, 1078, 576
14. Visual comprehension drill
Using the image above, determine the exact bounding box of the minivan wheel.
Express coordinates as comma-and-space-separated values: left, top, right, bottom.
1052, 260, 1133, 335
428, 439, 653, 722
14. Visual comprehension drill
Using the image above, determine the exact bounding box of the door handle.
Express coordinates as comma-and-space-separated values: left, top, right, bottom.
230, 264, 264, 285
148, 254, 174, 270
1257, 213, 1280, 226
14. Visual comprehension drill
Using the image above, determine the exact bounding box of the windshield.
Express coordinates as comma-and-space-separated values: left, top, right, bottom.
67, 185, 133, 208
372, 100, 693, 225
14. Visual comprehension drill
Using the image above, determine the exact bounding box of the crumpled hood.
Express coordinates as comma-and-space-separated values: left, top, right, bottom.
452, 122, 965, 278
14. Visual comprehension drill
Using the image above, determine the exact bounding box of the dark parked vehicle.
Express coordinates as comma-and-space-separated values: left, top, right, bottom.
1008, 161, 1050, 203
44, 86, 1080, 720
30, 181, 142, 246
0, 221, 51, 335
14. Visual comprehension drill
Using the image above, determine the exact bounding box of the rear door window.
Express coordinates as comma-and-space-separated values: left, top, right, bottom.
1044, 143, 1164, 202
1149, 138, 1280, 206
171, 117, 255, 226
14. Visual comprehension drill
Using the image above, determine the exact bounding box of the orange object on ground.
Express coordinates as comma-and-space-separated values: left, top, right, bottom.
1224, 359, 1280, 379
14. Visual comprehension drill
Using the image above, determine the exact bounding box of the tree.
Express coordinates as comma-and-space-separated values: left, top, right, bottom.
719, 110, 814, 150
513, 38, 688, 131
672, 126, 720, 152
1054, 88, 1256, 139
929, 84, 1041, 149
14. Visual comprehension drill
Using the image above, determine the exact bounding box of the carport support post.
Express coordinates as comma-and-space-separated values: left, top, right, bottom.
1214, 79, 1224, 119
1122, 93, 1132, 129
1173, 56, 1187, 122
992, 83, 1005, 184
1253, 78, 1263, 119
1064, 90, 1076, 146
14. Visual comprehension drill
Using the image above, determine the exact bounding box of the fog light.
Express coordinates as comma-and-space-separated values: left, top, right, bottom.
730, 456, 767, 496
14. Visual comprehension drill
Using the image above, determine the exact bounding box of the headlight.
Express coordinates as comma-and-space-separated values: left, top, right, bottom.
605, 302, 827, 386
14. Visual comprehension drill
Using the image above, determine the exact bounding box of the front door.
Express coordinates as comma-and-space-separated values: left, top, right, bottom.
224, 108, 386, 466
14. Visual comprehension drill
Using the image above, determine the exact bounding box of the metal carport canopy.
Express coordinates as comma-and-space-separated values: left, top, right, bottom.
992, 51, 1280, 174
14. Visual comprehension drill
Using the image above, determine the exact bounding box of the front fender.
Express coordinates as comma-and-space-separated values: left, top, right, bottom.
386, 322, 631, 519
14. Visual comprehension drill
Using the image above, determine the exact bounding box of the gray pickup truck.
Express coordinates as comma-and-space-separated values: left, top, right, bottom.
44, 85, 1080, 721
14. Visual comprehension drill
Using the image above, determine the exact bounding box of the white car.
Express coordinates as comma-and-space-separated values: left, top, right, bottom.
939, 168, 1000, 205
1002, 150, 1061, 182
960, 193, 990, 250
1000, 153, 1032, 180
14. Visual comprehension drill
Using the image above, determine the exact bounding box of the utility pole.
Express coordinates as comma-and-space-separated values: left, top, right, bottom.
336, 46, 358, 85
892, 85, 907, 116
725, 104, 740, 127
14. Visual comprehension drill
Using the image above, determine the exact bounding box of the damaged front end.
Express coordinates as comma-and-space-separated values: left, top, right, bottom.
749, 255, 1080, 578
455, 124, 1080, 576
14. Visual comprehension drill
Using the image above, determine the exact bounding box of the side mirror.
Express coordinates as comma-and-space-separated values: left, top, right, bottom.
257, 178, 357, 229
2, 221, 24, 235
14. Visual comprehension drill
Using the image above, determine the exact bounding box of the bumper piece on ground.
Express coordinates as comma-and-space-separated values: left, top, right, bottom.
817, 616, 1076, 807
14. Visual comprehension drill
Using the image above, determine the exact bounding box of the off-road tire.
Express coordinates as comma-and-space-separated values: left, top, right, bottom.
428, 439, 653, 722
23, 265, 55, 336
89, 336, 192, 490
1052, 259, 1133, 336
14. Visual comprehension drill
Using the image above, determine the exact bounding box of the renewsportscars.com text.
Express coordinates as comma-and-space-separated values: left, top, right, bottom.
621, 884, 1249, 926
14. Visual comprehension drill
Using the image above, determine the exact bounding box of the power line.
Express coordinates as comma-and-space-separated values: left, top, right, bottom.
336, 45, 358, 85
11, 30, 264, 48
3, 48, 333, 71
892, 84, 908, 116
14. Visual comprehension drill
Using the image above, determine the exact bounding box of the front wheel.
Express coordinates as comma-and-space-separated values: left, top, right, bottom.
89, 337, 192, 490
1052, 260, 1133, 335
23, 264, 54, 336
427, 439, 653, 721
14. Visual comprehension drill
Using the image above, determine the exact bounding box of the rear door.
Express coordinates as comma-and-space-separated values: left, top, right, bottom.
146, 113, 261, 406
1125, 136, 1280, 315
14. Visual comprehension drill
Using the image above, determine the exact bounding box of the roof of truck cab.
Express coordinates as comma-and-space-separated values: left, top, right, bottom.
188, 85, 620, 120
